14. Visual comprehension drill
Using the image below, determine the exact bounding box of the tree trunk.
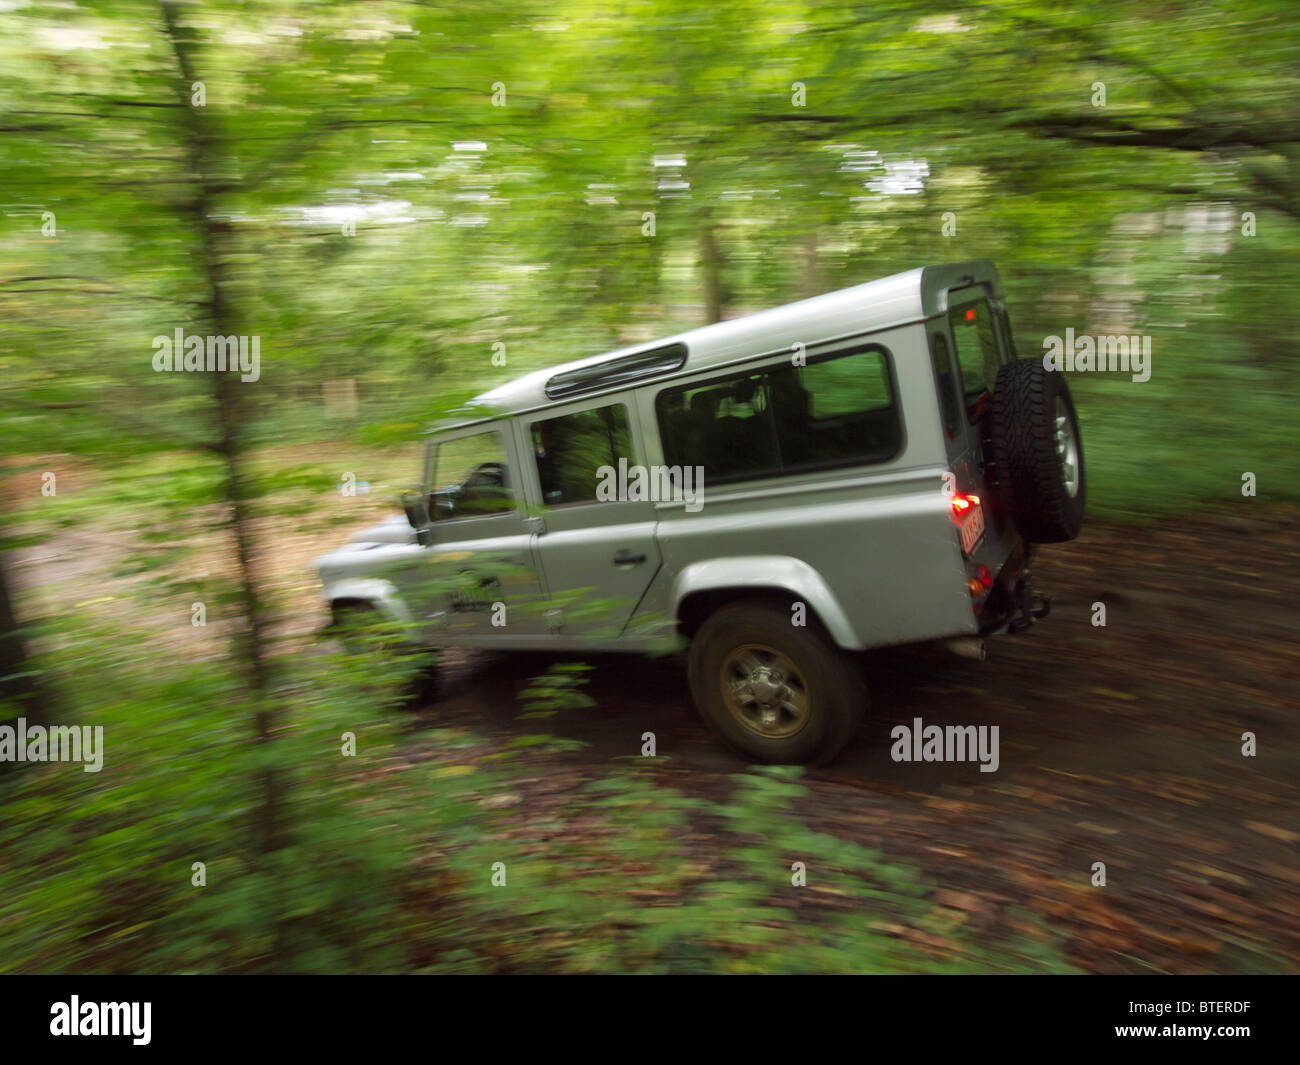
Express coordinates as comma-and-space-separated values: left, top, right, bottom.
699, 212, 725, 324
0, 524, 50, 724
160, 1, 281, 856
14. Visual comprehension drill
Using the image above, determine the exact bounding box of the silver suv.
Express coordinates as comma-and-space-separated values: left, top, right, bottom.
313, 260, 1084, 764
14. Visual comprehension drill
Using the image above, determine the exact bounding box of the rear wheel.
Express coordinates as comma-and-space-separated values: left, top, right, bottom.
687, 602, 864, 765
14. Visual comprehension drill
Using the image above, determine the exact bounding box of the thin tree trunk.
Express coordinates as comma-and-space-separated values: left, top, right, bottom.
699, 211, 724, 324
0, 522, 50, 724
160, 1, 282, 857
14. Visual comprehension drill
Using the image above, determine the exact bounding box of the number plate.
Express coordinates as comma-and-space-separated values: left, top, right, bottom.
959, 504, 985, 555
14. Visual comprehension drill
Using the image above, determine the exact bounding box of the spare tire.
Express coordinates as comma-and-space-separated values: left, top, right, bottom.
988, 357, 1085, 543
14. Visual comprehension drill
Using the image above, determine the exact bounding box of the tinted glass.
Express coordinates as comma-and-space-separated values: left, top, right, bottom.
657, 346, 901, 483
429, 430, 512, 520
948, 298, 1001, 400
531, 403, 633, 505
930, 333, 961, 438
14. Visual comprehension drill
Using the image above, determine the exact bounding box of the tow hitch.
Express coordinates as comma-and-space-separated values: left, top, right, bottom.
1008, 578, 1052, 633
980, 563, 1051, 636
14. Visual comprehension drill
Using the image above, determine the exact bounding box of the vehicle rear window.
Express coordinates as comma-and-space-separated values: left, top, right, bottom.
656, 345, 901, 484
948, 298, 1001, 403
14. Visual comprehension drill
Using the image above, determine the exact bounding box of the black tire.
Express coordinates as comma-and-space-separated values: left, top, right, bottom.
988, 357, 1086, 543
331, 603, 438, 708
687, 601, 865, 765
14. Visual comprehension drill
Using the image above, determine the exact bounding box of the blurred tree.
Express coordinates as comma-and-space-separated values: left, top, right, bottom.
0, 532, 49, 723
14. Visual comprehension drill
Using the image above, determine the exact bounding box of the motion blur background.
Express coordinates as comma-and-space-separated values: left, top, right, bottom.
0, 0, 1296, 974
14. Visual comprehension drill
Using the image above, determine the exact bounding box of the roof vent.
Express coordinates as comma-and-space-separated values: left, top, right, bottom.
544, 342, 688, 400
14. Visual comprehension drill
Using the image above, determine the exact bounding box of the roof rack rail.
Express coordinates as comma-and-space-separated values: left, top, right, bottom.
544, 342, 688, 400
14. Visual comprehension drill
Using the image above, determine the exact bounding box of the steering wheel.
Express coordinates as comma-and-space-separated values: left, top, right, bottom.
466, 461, 507, 488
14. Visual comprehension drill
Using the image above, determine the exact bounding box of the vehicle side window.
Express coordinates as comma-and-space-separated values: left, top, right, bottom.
769, 349, 900, 471
429, 430, 513, 521
658, 373, 778, 482
948, 298, 1001, 403
798, 352, 893, 419
531, 403, 633, 506
656, 345, 901, 483
930, 333, 961, 438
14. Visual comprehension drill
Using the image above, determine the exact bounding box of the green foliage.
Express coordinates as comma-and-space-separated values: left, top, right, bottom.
410, 756, 1075, 974
3, 0, 1297, 518
517, 662, 596, 719
0, 617, 438, 973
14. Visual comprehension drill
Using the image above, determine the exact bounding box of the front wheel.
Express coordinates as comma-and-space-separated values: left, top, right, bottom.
687, 602, 865, 765
330, 603, 438, 708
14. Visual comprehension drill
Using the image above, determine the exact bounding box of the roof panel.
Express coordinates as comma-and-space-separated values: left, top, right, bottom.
463, 260, 998, 419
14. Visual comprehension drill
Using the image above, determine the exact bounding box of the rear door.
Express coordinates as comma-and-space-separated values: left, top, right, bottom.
933, 287, 1021, 573
519, 395, 662, 640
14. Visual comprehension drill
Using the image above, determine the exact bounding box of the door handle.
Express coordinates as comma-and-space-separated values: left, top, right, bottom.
613, 549, 646, 566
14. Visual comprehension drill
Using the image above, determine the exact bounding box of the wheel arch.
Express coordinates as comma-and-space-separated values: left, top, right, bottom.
670, 557, 861, 648
324, 578, 412, 627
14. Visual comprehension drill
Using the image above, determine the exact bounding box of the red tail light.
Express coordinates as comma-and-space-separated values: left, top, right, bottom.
950, 493, 980, 519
